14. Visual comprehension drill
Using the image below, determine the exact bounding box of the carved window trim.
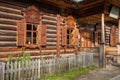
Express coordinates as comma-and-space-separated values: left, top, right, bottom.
17, 6, 47, 48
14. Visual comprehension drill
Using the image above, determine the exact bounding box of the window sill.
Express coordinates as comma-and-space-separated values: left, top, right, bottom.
25, 44, 39, 49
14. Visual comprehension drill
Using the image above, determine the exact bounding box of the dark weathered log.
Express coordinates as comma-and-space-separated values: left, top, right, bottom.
42, 17, 57, 21
0, 13, 23, 20
47, 39, 56, 42
0, 41, 16, 47
0, 2, 23, 10
47, 44, 56, 46
43, 13, 57, 17
0, 24, 16, 31
42, 21, 57, 25
47, 35, 56, 38
0, 18, 17, 25
47, 26, 56, 30
0, 6, 21, 15
47, 30, 56, 34
0, 36, 16, 41
0, 30, 16, 36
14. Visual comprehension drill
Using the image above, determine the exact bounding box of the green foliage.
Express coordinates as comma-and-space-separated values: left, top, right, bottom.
7, 52, 30, 63
41, 66, 97, 80
8, 55, 13, 63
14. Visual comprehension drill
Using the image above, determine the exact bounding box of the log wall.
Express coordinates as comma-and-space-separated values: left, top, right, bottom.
0, 1, 76, 59
0, 2, 23, 48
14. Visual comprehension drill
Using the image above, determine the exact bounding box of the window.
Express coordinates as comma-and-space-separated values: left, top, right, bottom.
26, 24, 38, 45
67, 29, 73, 45
17, 6, 47, 48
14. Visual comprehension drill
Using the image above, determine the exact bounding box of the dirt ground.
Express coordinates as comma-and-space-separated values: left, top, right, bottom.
76, 65, 120, 80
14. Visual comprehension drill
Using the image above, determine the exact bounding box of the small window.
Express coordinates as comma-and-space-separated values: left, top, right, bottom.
26, 23, 38, 45
67, 29, 73, 45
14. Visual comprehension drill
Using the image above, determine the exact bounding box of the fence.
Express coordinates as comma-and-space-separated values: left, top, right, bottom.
0, 53, 95, 80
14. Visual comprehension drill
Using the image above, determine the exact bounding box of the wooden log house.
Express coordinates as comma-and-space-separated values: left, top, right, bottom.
0, 0, 120, 63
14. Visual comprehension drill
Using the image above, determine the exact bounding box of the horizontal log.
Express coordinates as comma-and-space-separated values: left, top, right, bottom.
0, 36, 16, 41
47, 38, 57, 40
46, 46, 56, 48
47, 31, 56, 34
47, 42, 57, 45
47, 24, 56, 28
0, 13, 23, 20
47, 44, 56, 46
47, 35, 56, 38
47, 29, 56, 32
0, 6, 21, 15
0, 24, 16, 31
0, 2, 23, 10
42, 16, 57, 21
0, 41, 16, 47
47, 34, 56, 37
0, 18, 17, 25
0, 30, 16, 36
43, 13, 57, 17
47, 39, 56, 42
42, 21, 57, 26
47, 26, 56, 30
42, 19, 57, 23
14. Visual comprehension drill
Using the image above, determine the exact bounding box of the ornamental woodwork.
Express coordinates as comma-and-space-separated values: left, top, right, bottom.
70, 28, 79, 46
80, 30, 92, 47
66, 16, 75, 29
110, 26, 118, 46
62, 26, 67, 46
23, 6, 41, 24
17, 20, 26, 46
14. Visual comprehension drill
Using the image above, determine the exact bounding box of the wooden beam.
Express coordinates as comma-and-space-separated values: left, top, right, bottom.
117, 19, 120, 63
99, 13, 105, 67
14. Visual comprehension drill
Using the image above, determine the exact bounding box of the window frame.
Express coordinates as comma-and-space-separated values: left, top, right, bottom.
25, 23, 39, 48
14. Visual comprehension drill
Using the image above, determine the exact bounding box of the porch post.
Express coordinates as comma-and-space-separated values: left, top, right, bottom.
117, 19, 120, 63
99, 13, 105, 67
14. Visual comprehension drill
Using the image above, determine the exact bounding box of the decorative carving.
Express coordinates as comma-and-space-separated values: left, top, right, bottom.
23, 6, 41, 24
110, 26, 118, 46
66, 16, 75, 29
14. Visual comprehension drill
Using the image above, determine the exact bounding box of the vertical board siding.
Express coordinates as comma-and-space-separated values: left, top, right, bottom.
0, 53, 96, 80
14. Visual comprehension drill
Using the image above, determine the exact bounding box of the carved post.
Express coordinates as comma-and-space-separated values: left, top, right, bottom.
117, 19, 120, 63
57, 15, 61, 56
99, 13, 105, 67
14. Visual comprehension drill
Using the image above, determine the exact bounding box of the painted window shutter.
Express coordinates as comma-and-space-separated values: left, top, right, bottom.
110, 26, 118, 46
37, 24, 41, 46
17, 21, 26, 46
70, 28, 79, 46
62, 26, 67, 46
41, 24, 47, 46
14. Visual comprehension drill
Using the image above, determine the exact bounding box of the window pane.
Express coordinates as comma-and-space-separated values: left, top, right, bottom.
27, 24, 32, 30
33, 24, 38, 31
26, 32, 32, 44
33, 32, 37, 44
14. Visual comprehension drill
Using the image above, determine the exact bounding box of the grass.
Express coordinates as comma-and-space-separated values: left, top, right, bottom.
41, 66, 97, 80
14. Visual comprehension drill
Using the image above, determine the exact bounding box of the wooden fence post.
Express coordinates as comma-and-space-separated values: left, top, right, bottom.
0, 62, 5, 80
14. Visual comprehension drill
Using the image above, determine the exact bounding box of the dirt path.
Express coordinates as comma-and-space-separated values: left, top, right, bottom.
76, 65, 120, 80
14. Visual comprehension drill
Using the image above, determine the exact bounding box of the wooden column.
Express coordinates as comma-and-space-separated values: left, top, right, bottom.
57, 15, 61, 56
117, 19, 120, 63
99, 13, 105, 67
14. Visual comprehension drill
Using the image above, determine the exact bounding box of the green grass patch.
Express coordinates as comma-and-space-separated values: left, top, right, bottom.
41, 66, 97, 80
